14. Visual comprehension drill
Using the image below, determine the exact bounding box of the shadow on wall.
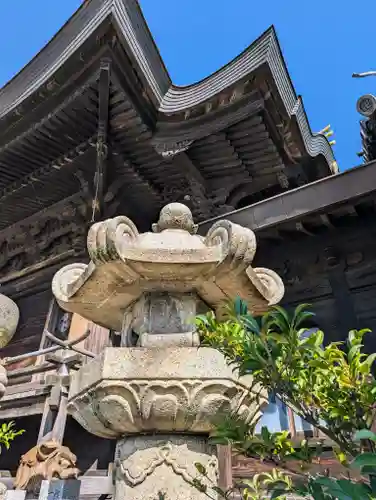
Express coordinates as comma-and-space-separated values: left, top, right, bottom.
0, 415, 40, 474
63, 416, 115, 473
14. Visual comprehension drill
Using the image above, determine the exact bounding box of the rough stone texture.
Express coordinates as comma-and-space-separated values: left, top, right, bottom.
0, 294, 19, 349
114, 435, 218, 500
0, 483, 6, 500
68, 347, 268, 439
52, 203, 284, 332
134, 292, 199, 347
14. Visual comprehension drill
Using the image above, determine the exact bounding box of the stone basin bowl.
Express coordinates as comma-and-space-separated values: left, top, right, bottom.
67, 347, 268, 439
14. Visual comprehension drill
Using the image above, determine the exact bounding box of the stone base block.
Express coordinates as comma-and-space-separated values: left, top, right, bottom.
114, 435, 218, 500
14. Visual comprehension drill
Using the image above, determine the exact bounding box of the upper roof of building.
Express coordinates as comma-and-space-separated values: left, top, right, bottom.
0, 0, 336, 231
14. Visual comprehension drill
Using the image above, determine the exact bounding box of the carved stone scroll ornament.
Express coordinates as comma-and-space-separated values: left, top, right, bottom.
14, 441, 80, 493
52, 203, 284, 331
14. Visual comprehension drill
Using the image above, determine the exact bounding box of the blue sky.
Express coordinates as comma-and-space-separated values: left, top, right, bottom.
0, 0, 374, 172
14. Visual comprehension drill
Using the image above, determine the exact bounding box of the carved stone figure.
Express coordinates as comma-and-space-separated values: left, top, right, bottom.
14, 441, 80, 493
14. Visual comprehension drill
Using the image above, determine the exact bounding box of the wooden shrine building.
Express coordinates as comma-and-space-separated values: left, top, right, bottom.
0, 0, 357, 490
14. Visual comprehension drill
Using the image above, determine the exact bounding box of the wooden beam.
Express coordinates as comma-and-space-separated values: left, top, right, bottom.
172, 152, 206, 188
92, 59, 111, 221
198, 160, 376, 234
0, 140, 94, 203
327, 261, 359, 340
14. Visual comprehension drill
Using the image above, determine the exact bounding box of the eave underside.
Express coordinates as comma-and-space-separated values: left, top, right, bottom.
0, 50, 319, 233
0, 2, 336, 236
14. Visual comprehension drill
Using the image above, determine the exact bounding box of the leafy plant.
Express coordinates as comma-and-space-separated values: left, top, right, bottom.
293, 430, 376, 499
195, 299, 376, 499
0, 421, 24, 452
192, 462, 292, 499
197, 300, 376, 457
211, 412, 323, 472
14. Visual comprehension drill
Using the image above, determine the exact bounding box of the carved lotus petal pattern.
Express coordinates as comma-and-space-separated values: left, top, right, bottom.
68, 348, 267, 441
68, 378, 266, 439
141, 382, 189, 432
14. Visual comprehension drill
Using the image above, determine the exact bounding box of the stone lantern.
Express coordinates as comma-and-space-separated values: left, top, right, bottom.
52, 203, 284, 500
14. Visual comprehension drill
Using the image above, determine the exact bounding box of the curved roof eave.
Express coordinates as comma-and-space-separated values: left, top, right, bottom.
0, 0, 171, 120
159, 27, 336, 172
0, 0, 336, 171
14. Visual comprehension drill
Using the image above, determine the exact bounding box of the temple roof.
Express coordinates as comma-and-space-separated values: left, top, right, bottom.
0, 0, 336, 232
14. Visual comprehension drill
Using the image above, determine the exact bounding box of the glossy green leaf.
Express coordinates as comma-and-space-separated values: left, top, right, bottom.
353, 452, 376, 470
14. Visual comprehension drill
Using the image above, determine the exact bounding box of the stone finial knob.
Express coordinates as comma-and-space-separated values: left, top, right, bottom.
152, 203, 198, 234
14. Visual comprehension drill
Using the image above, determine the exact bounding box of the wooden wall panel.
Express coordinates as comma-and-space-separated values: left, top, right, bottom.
85, 322, 110, 356
68, 314, 110, 359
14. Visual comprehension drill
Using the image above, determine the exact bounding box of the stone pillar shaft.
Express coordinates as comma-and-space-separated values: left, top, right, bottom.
115, 435, 217, 500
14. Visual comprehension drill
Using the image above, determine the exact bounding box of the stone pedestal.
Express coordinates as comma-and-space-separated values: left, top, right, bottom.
115, 435, 217, 500
68, 347, 267, 438
68, 347, 268, 499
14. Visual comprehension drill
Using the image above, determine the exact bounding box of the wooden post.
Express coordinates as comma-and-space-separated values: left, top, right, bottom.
217, 444, 233, 491
287, 407, 297, 438
32, 299, 56, 383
